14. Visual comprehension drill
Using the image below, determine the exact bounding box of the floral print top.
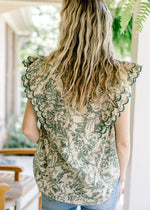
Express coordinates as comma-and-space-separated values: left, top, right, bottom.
21, 55, 142, 205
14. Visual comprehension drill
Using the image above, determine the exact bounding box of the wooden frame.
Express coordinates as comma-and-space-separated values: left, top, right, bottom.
0, 148, 41, 210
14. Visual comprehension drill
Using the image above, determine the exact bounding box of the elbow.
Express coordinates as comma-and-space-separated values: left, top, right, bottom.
116, 140, 130, 148
116, 134, 130, 148
22, 127, 29, 137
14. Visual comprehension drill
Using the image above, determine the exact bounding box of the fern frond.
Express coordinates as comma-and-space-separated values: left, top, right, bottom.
120, 0, 137, 34
135, 2, 150, 32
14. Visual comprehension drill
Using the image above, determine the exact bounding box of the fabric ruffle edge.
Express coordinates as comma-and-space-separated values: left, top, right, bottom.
21, 55, 49, 131
21, 56, 142, 137
99, 60, 142, 135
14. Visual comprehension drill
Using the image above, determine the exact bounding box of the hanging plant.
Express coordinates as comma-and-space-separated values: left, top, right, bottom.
113, 6, 133, 56
105, 0, 133, 57
120, 0, 150, 33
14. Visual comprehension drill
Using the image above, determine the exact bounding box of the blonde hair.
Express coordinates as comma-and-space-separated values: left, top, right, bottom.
45, 0, 127, 113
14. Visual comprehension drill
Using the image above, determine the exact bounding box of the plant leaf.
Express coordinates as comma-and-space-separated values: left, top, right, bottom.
120, 1, 136, 34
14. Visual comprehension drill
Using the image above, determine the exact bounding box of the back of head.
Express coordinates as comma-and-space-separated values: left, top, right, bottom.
46, 0, 127, 113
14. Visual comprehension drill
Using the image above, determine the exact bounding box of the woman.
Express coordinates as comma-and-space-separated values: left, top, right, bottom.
22, 0, 142, 210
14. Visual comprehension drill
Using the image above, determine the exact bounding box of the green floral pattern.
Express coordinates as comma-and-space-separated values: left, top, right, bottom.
21, 56, 142, 205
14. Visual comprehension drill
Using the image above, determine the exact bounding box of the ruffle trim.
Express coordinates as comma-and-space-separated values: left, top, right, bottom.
117, 60, 143, 86
21, 55, 50, 132
21, 56, 142, 137
99, 60, 142, 135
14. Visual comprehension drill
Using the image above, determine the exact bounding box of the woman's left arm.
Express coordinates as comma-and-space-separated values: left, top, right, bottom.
22, 99, 40, 143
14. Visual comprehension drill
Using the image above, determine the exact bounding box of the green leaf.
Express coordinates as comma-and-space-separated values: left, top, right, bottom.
120, 0, 150, 33
134, 2, 150, 32
120, 1, 136, 34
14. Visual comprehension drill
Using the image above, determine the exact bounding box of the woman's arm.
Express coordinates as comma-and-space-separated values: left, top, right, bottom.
22, 99, 40, 143
114, 98, 131, 182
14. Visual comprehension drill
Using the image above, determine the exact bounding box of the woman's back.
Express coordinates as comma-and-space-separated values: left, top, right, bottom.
21, 0, 142, 208
22, 55, 142, 205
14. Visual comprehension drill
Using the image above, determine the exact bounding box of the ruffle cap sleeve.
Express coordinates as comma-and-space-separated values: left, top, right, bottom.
21, 55, 52, 129
99, 60, 142, 135
22, 56, 40, 68
21, 56, 142, 139
119, 60, 142, 86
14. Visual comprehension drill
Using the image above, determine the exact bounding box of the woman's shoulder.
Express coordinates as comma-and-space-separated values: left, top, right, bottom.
114, 58, 142, 67
22, 55, 46, 68
99, 59, 143, 133
114, 59, 142, 86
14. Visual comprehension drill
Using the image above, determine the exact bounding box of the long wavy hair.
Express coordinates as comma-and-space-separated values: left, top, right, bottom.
45, 0, 128, 113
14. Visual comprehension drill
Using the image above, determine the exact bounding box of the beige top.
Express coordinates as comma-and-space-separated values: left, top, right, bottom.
21, 55, 142, 205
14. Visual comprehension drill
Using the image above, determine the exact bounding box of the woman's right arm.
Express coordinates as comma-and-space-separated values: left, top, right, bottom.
114, 98, 131, 199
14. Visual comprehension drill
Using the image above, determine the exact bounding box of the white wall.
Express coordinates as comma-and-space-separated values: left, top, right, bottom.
124, 9, 150, 210
0, 0, 61, 14
0, 17, 6, 148
13, 34, 21, 118
0, 17, 6, 129
0, 0, 61, 2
